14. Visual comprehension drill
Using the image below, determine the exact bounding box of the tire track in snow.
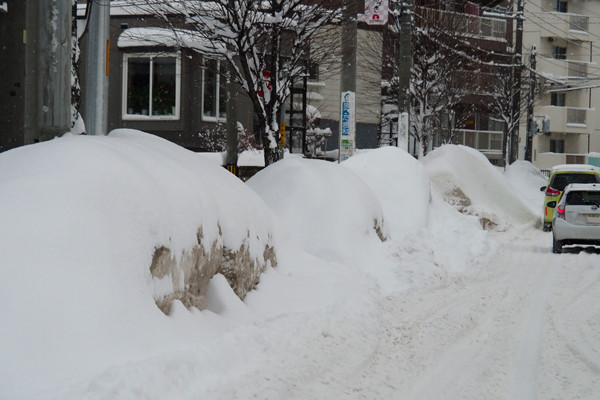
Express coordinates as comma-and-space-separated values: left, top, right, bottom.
507, 255, 560, 399
333, 228, 581, 399
537, 251, 600, 399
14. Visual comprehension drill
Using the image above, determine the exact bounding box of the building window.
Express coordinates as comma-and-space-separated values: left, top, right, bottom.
550, 139, 564, 153
554, 0, 567, 13
552, 46, 567, 60
551, 92, 566, 106
489, 117, 505, 132
308, 62, 319, 81
122, 53, 181, 119
202, 59, 227, 120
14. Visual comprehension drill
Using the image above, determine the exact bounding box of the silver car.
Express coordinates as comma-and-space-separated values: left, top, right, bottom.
552, 183, 600, 253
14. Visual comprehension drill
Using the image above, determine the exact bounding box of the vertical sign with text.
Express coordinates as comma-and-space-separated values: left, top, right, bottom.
339, 91, 356, 162
397, 112, 408, 150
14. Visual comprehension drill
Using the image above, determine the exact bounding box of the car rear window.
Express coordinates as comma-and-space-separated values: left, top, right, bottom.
566, 190, 600, 205
550, 173, 600, 191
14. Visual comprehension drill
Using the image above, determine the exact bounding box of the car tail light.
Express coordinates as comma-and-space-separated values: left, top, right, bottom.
557, 204, 566, 218
545, 187, 561, 197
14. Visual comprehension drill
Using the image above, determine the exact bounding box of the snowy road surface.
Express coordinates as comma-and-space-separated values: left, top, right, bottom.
289, 228, 600, 399
60, 227, 600, 400
8, 134, 597, 400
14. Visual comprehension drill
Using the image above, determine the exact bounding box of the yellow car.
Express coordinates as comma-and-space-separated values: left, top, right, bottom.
541, 164, 600, 231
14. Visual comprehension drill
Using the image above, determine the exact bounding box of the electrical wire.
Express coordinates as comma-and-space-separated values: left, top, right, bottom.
410, 4, 600, 95
525, 1, 600, 55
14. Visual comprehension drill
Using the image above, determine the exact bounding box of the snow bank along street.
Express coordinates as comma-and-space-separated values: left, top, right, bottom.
1, 130, 599, 399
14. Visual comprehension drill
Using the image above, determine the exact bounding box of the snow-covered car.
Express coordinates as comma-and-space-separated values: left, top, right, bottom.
540, 164, 600, 231
551, 183, 600, 254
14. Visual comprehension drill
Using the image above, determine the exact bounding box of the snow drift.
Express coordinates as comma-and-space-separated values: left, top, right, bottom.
247, 156, 388, 264
0, 132, 547, 399
0, 130, 278, 397
423, 145, 541, 229
342, 147, 431, 239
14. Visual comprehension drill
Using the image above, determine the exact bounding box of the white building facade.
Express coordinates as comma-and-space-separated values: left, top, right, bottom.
523, 0, 600, 169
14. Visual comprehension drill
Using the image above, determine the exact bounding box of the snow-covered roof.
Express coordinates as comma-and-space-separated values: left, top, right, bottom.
306, 91, 324, 101
78, 1, 187, 17
551, 164, 600, 173
564, 183, 600, 192
117, 27, 223, 53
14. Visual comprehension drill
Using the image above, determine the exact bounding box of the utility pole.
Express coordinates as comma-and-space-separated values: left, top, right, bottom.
339, 0, 357, 162
392, 0, 412, 153
510, 0, 524, 164
23, 0, 72, 144
83, 0, 110, 136
340, 0, 357, 95
225, 73, 238, 176
525, 45, 536, 162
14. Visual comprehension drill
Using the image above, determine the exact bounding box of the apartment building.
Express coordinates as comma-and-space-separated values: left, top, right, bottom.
523, 0, 600, 169
414, 0, 514, 164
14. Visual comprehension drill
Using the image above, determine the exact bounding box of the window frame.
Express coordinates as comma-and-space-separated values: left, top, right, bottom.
121, 52, 182, 121
551, 92, 566, 107
201, 58, 228, 122
554, 0, 567, 13
552, 46, 567, 60
550, 139, 565, 153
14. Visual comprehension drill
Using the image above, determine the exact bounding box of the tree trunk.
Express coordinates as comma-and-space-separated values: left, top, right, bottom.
264, 144, 281, 166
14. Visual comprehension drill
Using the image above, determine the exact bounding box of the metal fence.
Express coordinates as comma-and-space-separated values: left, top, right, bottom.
452, 129, 503, 152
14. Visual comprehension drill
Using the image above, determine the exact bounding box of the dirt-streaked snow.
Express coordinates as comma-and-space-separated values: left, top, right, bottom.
1, 131, 598, 400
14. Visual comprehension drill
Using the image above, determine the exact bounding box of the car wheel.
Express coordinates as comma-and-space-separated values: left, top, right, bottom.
553, 234, 563, 254
543, 222, 552, 232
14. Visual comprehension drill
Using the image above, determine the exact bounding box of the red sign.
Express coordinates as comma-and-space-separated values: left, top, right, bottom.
257, 70, 271, 99
365, 0, 388, 25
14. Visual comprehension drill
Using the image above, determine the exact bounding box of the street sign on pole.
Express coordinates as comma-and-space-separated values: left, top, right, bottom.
339, 91, 356, 162
398, 112, 408, 149
365, 0, 389, 25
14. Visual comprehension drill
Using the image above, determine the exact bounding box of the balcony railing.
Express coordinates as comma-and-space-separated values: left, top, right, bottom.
538, 57, 589, 80
452, 129, 503, 153
535, 152, 588, 170
538, 12, 590, 40
567, 108, 586, 125
567, 61, 587, 79
570, 14, 589, 33
538, 106, 592, 134
416, 7, 506, 40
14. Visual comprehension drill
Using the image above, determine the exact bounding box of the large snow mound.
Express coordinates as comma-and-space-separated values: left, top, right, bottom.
342, 147, 431, 239
0, 130, 278, 398
423, 145, 540, 229
503, 160, 547, 217
0, 135, 548, 399
247, 157, 388, 265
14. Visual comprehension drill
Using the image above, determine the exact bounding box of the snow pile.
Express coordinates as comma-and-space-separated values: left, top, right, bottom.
248, 147, 489, 292
0, 129, 278, 399
247, 156, 388, 267
342, 147, 431, 238
503, 160, 547, 217
423, 145, 540, 229
0, 134, 546, 399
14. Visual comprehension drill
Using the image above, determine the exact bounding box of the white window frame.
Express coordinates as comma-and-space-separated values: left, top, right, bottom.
201, 58, 227, 122
122, 52, 181, 121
